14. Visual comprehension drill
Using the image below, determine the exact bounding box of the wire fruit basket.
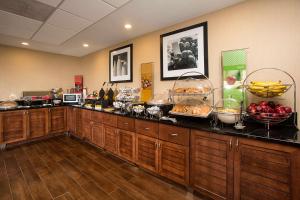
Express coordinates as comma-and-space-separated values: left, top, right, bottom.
242, 68, 297, 135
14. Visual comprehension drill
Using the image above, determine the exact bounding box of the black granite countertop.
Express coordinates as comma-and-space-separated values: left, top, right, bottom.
1, 104, 299, 147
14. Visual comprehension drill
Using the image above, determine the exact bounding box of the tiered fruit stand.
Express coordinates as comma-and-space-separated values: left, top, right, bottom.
242, 68, 297, 135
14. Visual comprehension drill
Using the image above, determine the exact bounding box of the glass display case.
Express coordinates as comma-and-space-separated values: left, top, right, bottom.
169, 71, 214, 118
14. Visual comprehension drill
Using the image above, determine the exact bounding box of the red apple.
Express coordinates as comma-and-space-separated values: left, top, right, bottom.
259, 101, 268, 106
248, 107, 257, 114
250, 103, 257, 107
256, 106, 262, 112
284, 106, 292, 113
226, 76, 237, 85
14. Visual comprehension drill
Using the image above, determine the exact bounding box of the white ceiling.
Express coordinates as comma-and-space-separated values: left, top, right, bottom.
0, 0, 244, 57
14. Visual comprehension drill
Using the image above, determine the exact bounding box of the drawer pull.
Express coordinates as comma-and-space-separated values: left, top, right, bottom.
170, 133, 178, 137
123, 122, 129, 125
144, 127, 150, 130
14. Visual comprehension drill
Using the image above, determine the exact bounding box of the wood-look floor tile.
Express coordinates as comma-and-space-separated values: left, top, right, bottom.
8, 172, 33, 200
0, 160, 12, 200
109, 189, 136, 200
54, 192, 74, 200
19, 162, 53, 200
22, 145, 67, 198
1, 136, 201, 200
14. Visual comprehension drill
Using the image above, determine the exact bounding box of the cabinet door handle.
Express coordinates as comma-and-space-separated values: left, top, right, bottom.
236, 139, 239, 151
158, 143, 161, 148
229, 138, 232, 150
155, 142, 158, 149
170, 133, 178, 137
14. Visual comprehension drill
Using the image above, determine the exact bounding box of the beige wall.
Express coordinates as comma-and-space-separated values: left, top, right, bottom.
82, 0, 300, 115
0, 45, 82, 100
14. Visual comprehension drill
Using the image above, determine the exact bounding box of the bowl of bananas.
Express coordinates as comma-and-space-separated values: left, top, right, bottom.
245, 81, 292, 98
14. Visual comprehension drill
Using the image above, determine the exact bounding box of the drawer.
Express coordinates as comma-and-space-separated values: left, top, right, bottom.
135, 119, 158, 138
102, 113, 117, 127
81, 109, 91, 120
159, 124, 190, 146
117, 116, 135, 132
91, 111, 102, 122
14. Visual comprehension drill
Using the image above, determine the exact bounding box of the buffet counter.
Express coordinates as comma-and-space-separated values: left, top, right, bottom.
75, 105, 300, 147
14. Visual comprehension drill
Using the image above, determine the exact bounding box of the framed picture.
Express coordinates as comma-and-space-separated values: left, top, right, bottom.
109, 44, 133, 83
160, 22, 208, 80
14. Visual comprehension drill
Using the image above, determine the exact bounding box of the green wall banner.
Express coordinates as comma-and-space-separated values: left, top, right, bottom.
222, 49, 247, 106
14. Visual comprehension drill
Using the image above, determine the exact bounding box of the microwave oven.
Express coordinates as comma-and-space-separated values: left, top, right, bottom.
63, 93, 82, 104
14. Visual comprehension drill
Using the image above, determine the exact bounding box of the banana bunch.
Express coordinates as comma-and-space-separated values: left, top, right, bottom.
248, 81, 288, 98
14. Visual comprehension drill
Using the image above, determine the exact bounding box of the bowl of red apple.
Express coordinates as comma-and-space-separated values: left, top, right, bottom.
247, 101, 292, 124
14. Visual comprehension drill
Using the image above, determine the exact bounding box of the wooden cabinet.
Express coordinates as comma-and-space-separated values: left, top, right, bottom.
27, 108, 48, 138
67, 107, 76, 134
159, 140, 189, 185
91, 111, 102, 123
191, 130, 300, 200
234, 138, 300, 200
135, 134, 159, 172
49, 107, 66, 133
102, 113, 117, 127
81, 110, 92, 141
135, 119, 158, 138
118, 129, 135, 162
191, 130, 234, 200
0, 110, 27, 144
159, 124, 189, 146
91, 122, 104, 148
117, 116, 135, 132
75, 108, 82, 138
103, 125, 118, 154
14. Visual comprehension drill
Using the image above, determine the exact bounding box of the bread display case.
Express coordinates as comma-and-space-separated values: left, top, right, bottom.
169, 71, 214, 118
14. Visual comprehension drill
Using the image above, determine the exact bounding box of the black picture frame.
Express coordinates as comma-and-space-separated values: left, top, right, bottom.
160, 22, 208, 80
109, 44, 133, 83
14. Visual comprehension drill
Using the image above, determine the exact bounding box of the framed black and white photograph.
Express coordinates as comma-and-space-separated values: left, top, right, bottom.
109, 44, 133, 83
160, 22, 208, 80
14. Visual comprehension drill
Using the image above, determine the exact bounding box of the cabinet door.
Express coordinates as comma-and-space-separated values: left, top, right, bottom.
135, 134, 158, 172
0, 110, 27, 143
67, 107, 76, 134
103, 125, 118, 154
158, 141, 189, 185
75, 108, 82, 138
191, 130, 234, 200
49, 107, 66, 133
28, 108, 48, 138
118, 129, 135, 162
82, 119, 91, 141
234, 138, 300, 200
91, 122, 104, 148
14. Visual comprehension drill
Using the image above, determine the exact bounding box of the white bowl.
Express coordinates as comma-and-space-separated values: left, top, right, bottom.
217, 112, 240, 124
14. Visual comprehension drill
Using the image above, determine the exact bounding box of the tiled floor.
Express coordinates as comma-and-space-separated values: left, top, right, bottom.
0, 136, 202, 200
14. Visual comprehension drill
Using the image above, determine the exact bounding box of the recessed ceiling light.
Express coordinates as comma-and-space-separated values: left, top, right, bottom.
124, 24, 132, 30
83, 43, 89, 47
21, 42, 29, 46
